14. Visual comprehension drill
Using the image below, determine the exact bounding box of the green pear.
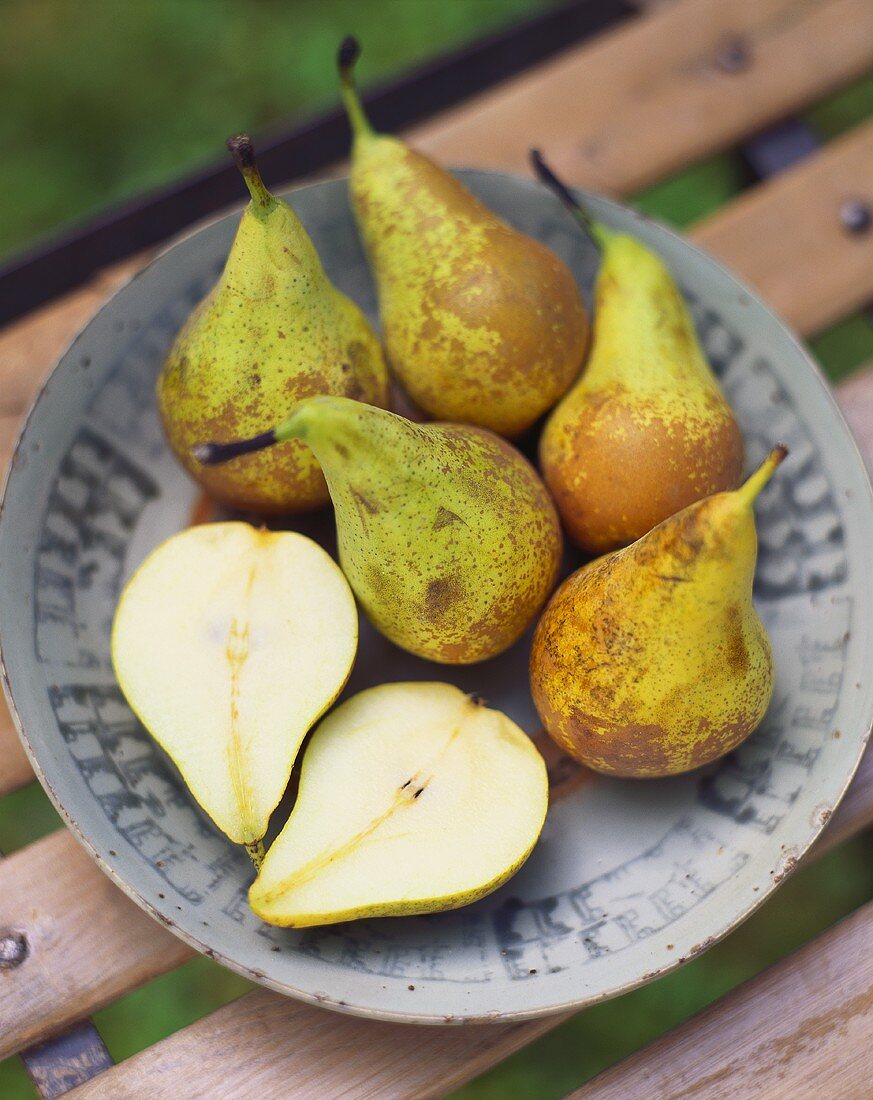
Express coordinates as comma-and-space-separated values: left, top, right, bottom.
157, 135, 389, 514
336, 38, 588, 439
530, 447, 786, 778
195, 396, 563, 663
531, 151, 744, 553
250, 682, 548, 927
111, 523, 358, 862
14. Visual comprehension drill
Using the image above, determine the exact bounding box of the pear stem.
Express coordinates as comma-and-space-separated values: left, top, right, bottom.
738, 444, 789, 506
245, 839, 266, 870
338, 36, 375, 141
226, 135, 274, 213
193, 409, 306, 466
529, 149, 611, 249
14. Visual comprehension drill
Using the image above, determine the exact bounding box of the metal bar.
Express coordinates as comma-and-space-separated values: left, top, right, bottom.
0, 0, 633, 327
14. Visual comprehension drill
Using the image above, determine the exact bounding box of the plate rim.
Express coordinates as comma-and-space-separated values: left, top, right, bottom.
1, 167, 872, 1025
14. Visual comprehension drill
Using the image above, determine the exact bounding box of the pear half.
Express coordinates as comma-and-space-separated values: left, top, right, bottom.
249, 682, 548, 927
111, 523, 357, 856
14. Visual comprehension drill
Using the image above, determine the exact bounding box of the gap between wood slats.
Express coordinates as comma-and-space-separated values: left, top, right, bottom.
413, 0, 873, 195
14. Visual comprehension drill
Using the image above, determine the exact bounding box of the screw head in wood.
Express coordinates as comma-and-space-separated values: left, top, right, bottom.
839, 199, 872, 235
0, 930, 28, 969
714, 37, 752, 73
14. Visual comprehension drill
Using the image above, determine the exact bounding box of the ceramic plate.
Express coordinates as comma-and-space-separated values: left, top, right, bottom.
2, 172, 872, 1024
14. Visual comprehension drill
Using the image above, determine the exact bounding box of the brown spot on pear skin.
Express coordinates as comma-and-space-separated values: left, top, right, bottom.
433, 506, 465, 531
425, 576, 461, 618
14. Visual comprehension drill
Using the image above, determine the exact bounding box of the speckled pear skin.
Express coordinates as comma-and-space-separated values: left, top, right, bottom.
335, 38, 588, 441
158, 142, 389, 514
540, 232, 744, 552
284, 395, 563, 663
530, 452, 783, 778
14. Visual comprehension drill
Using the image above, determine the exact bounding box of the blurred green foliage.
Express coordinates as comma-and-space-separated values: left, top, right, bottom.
0, 0, 557, 259
1, 2, 872, 1097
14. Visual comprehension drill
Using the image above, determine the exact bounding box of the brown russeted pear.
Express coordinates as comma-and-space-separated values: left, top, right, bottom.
531, 151, 744, 553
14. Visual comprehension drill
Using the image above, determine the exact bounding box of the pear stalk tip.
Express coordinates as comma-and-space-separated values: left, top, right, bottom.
527, 146, 606, 247
193, 428, 279, 467
337, 35, 374, 141
338, 35, 361, 72
226, 134, 273, 211
739, 444, 789, 505
529, 148, 609, 249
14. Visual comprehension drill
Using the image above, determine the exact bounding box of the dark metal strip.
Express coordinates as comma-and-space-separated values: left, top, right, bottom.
0, 0, 634, 327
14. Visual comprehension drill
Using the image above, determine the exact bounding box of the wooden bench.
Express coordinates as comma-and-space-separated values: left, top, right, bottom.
2, 0, 873, 1094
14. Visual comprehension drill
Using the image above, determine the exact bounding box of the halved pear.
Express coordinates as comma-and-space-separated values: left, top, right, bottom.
111, 522, 357, 857
249, 682, 548, 927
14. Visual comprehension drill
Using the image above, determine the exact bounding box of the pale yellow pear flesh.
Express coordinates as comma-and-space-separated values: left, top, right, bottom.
530, 450, 784, 778
540, 230, 744, 553
111, 523, 358, 846
158, 140, 389, 514
249, 683, 548, 927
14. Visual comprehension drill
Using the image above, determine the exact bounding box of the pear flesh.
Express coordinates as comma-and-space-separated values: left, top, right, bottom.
196, 396, 563, 664
532, 153, 744, 553
111, 523, 358, 849
530, 449, 785, 778
249, 682, 548, 927
339, 40, 588, 439
157, 136, 389, 515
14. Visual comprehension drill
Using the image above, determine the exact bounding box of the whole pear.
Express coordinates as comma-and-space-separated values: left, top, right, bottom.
532, 152, 744, 553
157, 135, 389, 514
197, 396, 562, 663
530, 447, 786, 778
336, 39, 588, 439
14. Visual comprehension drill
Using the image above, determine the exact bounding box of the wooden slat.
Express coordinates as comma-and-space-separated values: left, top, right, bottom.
567, 897, 873, 1098
66, 987, 558, 1100
694, 121, 873, 336
0, 830, 192, 1061
412, 0, 873, 194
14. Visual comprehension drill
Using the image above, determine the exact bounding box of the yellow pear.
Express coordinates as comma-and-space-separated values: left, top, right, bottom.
111, 523, 358, 861
336, 39, 588, 438
532, 151, 744, 553
250, 683, 548, 927
196, 396, 562, 664
157, 135, 389, 514
530, 448, 786, 778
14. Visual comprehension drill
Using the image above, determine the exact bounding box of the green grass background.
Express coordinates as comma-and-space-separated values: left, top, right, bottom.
2, 2, 872, 1096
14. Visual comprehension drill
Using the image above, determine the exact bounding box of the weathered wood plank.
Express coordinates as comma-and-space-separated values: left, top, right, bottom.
66, 988, 559, 1100
413, 0, 873, 194
567, 896, 873, 1098
694, 121, 873, 337
0, 830, 192, 1061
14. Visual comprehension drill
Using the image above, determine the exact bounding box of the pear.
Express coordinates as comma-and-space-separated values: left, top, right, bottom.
336, 38, 588, 439
249, 682, 548, 927
157, 135, 389, 514
531, 151, 744, 553
529, 447, 786, 778
195, 396, 562, 664
111, 523, 358, 861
